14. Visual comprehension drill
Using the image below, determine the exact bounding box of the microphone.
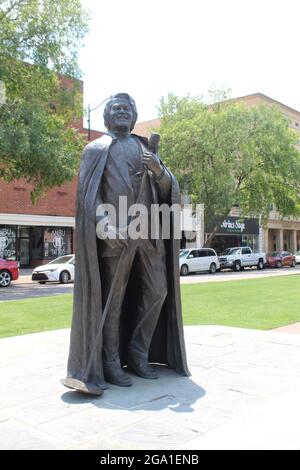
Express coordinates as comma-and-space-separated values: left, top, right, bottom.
148, 133, 160, 154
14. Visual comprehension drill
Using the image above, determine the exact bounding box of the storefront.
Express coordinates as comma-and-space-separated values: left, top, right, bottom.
0, 217, 74, 267
205, 216, 260, 254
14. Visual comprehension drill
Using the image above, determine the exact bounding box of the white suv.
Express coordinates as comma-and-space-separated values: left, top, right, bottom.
179, 248, 220, 276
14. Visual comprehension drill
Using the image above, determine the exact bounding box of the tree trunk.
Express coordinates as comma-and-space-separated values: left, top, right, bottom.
203, 210, 232, 247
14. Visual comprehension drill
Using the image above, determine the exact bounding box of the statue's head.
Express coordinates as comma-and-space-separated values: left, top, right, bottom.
103, 93, 138, 132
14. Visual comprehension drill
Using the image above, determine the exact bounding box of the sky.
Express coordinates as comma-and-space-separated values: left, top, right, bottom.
79, 0, 300, 131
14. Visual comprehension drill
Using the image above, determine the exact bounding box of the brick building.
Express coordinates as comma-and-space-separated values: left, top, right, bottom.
0, 79, 102, 267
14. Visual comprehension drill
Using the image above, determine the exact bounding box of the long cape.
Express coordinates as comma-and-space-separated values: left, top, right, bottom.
66, 134, 190, 389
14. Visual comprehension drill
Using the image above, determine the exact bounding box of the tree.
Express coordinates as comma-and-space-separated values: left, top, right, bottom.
0, 0, 89, 201
158, 92, 300, 246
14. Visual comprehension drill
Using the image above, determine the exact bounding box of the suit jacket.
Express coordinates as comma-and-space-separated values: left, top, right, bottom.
66, 133, 190, 389
96, 134, 164, 257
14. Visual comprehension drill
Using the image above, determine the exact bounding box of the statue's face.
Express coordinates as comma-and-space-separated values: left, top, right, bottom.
108, 98, 134, 132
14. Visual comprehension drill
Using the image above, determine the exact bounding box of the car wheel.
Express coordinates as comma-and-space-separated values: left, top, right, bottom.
0, 270, 12, 287
209, 262, 217, 274
276, 261, 282, 268
59, 270, 70, 284
180, 264, 189, 276
257, 259, 264, 270
38, 281, 46, 284
291, 259, 296, 268
233, 261, 241, 272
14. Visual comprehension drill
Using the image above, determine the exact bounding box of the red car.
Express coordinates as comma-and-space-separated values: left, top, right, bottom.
0, 258, 19, 287
266, 251, 296, 268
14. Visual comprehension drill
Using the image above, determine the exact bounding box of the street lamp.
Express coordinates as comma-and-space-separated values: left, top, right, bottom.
87, 97, 110, 141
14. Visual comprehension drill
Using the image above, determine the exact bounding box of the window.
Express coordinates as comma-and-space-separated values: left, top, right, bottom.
179, 250, 189, 258
43, 227, 72, 259
242, 248, 251, 254
205, 249, 216, 257
31, 227, 43, 260
0, 226, 16, 260
188, 250, 199, 259
197, 250, 207, 257
18, 226, 30, 237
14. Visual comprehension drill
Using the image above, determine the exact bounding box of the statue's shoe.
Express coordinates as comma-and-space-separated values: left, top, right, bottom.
103, 361, 133, 387
127, 355, 158, 379
61, 377, 104, 396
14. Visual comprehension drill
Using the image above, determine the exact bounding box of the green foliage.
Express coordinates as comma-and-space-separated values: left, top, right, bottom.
158, 92, 300, 226
0, 0, 89, 201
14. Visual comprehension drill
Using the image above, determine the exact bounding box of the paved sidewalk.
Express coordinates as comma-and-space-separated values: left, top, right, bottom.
272, 322, 300, 334
15, 269, 33, 285
1, 325, 300, 450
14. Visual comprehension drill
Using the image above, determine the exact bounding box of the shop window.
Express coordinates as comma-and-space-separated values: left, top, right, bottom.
241, 235, 258, 250
18, 226, 30, 238
43, 227, 72, 259
31, 227, 43, 260
0, 226, 17, 260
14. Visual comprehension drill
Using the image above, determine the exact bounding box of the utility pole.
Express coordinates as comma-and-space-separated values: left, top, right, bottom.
87, 98, 110, 141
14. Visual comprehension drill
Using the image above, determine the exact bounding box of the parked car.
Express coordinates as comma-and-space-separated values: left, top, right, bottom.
295, 251, 300, 264
179, 248, 220, 275
32, 255, 75, 284
266, 251, 296, 268
0, 258, 19, 287
218, 246, 266, 271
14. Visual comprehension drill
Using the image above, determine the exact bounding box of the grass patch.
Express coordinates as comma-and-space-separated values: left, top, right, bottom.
182, 274, 300, 329
0, 294, 72, 338
0, 275, 299, 338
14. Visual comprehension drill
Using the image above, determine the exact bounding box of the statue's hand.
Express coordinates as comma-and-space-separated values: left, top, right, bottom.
142, 151, 163, 178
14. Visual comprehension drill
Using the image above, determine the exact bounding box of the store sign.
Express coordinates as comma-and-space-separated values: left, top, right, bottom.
207, 217, 259, 235
220, 219, 246, 233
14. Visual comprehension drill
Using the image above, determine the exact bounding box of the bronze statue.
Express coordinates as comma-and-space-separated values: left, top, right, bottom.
62, 93, 189, 396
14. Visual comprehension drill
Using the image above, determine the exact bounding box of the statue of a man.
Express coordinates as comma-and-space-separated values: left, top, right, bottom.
62, 93, 189, 396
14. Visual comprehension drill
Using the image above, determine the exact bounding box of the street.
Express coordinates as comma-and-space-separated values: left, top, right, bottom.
0, 264, 299, 301
0, 282, 73, 301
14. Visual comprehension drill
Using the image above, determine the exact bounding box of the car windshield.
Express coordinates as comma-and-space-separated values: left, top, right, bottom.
267, 252, 280, 257
220, 248, 240, 256
179, 250, 189, 258
48, 255, 73, 264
